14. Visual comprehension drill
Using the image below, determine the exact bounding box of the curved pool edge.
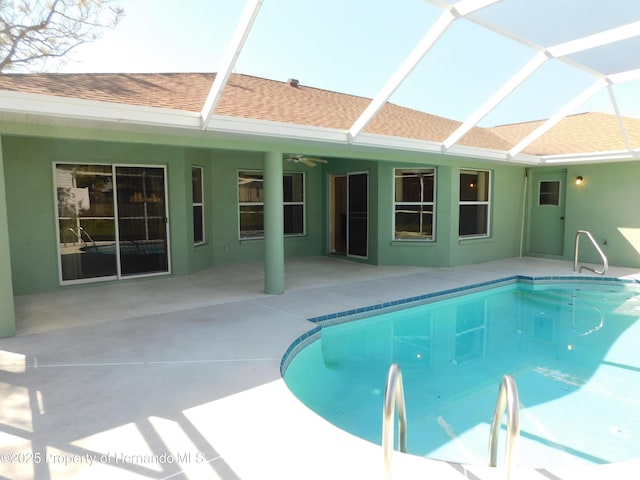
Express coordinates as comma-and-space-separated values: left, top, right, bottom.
280, 273, 640, 377
274, 373, 640, 480
279, 273, 640, 478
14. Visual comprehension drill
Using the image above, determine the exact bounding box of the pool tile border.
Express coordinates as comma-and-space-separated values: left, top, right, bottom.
280, 274, 640, 376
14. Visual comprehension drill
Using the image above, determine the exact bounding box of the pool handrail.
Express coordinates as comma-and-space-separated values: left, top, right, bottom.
382, 363, 407, 480
574, 230, 608, 275
488, 374, 520, 479
63, 226, 96, 248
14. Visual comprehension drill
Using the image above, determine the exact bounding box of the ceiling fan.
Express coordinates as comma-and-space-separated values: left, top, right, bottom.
284, 154, 328, 167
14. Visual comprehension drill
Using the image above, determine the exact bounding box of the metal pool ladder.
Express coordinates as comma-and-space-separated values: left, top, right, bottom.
382, 364, 407, 480
574, 230, 608, 275
488, 375, 520, 480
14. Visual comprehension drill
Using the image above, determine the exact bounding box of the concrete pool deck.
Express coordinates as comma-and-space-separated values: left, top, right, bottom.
2, 256, 640, 479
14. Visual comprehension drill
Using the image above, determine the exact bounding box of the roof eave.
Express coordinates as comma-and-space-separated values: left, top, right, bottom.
541, 149, 640, 165
1, 89, 633, 166
0, 89, 201, 129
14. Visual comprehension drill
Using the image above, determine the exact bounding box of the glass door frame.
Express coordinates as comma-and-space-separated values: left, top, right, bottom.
53, 162, 171, 285
329, 171, 369, 259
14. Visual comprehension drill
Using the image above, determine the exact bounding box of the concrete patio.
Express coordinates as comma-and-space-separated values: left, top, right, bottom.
2, 256, 640, 479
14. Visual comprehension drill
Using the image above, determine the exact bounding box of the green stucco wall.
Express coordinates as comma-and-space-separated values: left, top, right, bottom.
8, 128, 638, 304
376, 158, 525, 268
0, 136, 16, 336
529, 162, 640, 268
2, 136, 325, 295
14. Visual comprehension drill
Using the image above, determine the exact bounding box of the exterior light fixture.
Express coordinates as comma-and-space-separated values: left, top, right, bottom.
575, 176, 584, 185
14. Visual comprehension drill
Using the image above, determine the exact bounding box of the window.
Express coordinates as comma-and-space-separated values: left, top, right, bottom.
539, 180, 560, 206
394, 168, 435, 240
459, 169, 490, 238
238, 171, 304, 238
283, 172, 305, 235
192, 166, 204, 244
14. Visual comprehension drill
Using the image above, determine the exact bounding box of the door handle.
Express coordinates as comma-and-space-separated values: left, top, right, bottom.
560, 216, 565, 220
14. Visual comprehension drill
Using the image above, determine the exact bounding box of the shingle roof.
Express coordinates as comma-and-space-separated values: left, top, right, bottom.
0, 72, 636, 156
490, 112, 640, 155
0, 72, 213, 111
0, 72, 510, 151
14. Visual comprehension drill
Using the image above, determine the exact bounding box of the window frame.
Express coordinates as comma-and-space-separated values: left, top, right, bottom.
458, 168, 491, 239
53, 162, 171, 285
237, 170, 305, 240
393, 168, 436, 241
192, 166, 205, 245
538, 180, 561, 206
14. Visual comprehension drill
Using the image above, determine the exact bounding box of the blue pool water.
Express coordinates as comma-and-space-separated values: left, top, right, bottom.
283, 280, 640, 468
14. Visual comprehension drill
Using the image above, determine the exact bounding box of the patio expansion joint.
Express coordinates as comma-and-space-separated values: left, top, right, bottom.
248, 298, 311, 322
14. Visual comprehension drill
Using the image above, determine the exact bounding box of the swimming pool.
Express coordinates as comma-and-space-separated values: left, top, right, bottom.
282, 277, 640, 468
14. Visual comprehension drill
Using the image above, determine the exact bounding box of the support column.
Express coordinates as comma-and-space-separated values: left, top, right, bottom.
0, 136, 16, 336
263, 151, 284, 294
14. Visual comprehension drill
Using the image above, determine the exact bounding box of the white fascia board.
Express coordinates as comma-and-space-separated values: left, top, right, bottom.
205, 114, 349, 144
354, 131, 540, 164
542, 150, 635, 164
0, 90, 201, 129
444, 142, 539, 164
205, 115, 541, 163
350, 132, 445, 154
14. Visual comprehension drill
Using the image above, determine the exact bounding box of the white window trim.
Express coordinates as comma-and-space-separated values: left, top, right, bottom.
237, 170, 306, 240
192, 166, 205, 245
537, 179, 562, 207
393, 168, 437, 241
459, 168, 491, 239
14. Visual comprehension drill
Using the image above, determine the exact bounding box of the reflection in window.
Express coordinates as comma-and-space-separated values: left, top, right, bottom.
56, 164, 117, 281
192, 167, 205, 244
238, 171, 304, 238
459, 169, 490, 238
455, 301, 487, 362
55, 164, 169, 283
394, 169, 435, 240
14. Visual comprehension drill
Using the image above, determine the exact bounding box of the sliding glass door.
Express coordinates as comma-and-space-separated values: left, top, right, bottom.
55, 164, 170, 283
115, 167, 169, 275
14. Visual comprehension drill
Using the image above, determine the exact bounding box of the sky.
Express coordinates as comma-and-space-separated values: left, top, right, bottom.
49, 0, 640, 127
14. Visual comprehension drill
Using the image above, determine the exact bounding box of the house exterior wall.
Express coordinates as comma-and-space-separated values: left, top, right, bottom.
0, 136, 16, 336
207, 149, 325, 267
376, 159, 525, 267
528, 162, 640, 268
6, 128, 639, 307
2, 135, 325, 296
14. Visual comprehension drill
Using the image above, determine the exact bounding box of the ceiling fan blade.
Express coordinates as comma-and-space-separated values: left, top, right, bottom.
283, 154, 328, 166
303, 156, 328, 164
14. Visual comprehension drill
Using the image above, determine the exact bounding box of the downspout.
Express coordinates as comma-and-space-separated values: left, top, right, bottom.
519, 169, 528, 258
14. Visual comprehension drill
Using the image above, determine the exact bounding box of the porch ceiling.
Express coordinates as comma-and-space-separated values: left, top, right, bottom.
0, 0, 639, 166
